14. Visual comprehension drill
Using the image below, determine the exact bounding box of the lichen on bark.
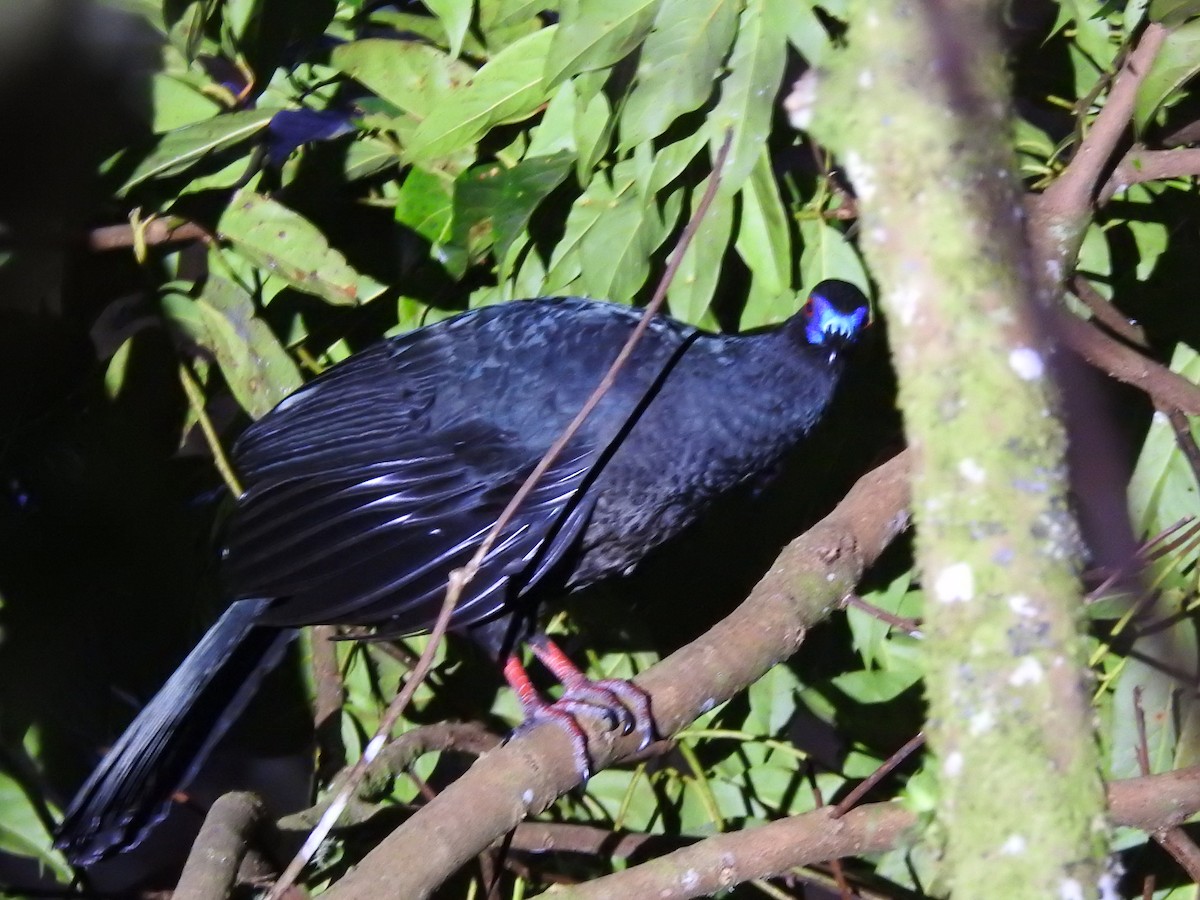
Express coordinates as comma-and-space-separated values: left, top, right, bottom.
806, 1, 1108, 896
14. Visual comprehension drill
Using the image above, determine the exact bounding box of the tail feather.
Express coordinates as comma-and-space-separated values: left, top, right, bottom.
55, 598, 293, 866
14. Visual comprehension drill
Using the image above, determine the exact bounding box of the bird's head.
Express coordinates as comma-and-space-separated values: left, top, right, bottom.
797, 279, 870, 358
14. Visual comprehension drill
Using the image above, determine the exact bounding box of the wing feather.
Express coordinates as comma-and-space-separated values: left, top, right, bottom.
225, 421, 598, 633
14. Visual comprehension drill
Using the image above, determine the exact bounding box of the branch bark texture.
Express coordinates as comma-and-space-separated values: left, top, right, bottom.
809, 2, 1106, 896
545, 766, 1200, 900
322, 452, 912, 899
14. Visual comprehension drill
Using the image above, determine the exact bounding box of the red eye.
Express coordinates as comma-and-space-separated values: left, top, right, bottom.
802, 299, 815, 318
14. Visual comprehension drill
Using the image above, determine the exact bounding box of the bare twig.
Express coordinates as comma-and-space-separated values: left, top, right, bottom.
1133, 689, 1200, 884
1166, 409, 1200, 488
830, 733, 925, 819
88, 218, 209, 252
842, 593, 922, 636
1038, 23, 1169, 220
1028, 23, 1169, 295
1070, 276, 1146, 346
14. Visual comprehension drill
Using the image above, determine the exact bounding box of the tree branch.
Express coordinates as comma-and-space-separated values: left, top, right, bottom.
1027, 23, 1168, 298
1053, 307, 1200, 415
545, 766, 1200, 900
174, 792, 265, 900
320, 452, 912, 899
1099, 147, 1200, 204
808, 0, 1109, 893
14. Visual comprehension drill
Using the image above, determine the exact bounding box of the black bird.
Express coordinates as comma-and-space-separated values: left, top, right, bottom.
55, 282, 869, 865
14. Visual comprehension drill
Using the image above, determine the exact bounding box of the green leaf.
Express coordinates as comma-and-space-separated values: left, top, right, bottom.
545, 0, 662, 86
149, 74, 223, 132
1129, 345, 1200, 541
1150, 0, 1200, 26
847, 574, 915, 669
0, 765, 71, 881
798, 218, 869, 294
330, 40, 475, 119
1135, 18, 1200, 132
117, 108, 275, 194
735, 149, 792, 327
831, 668, 923, 704
746, 664, 801, 735
104, 336, 135, 399
453, 152, 575, 275
781, 2, 832, 65
425, 0, 473, 57
407, 26, 559, 162
395, 167, 455, 246
666, 176, 732, 325
343, 136, 400, 181
193, 275, 304, 419
710, 0, 789, 195
218, 190, 386, 306
487, 0, 554, 29
578, 164, 682, 301
619, 0, 738, 147
1109, 622, 1200, 779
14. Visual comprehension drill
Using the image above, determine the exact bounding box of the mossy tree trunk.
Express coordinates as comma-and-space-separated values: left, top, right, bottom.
807, 1, 1109, 896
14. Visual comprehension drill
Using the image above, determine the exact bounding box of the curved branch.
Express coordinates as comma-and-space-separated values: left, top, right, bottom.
1028, 23, 1168, 296
174, 792, 264, 900
547, 765, 1200, 900
1099, 147, 1200, 204
1054, 307, 1200, 415
321, 452, 912, 899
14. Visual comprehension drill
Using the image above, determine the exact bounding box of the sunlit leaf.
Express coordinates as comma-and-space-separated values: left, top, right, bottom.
425, 0, 473, 58
666, 175, 732, 325
619, 0, 737, 148
545, 0, 661, 86
218, 190, 386, 306
453, 152, 575, 273
407, 26, 559, 162
1150, 0, 1200, 25
735, 149, 792, 326
194, 275, 304, 418
1135, 18, 1200, 132
709, 0, 788, 195
116, 108, 275, 194
330, 40, 475, 119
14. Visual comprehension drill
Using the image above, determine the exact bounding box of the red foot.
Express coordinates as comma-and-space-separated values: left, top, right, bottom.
502, 635, 655, 777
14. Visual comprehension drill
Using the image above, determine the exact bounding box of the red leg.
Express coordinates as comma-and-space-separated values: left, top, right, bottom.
528, 635, 655, 749
503, 652, 592, 776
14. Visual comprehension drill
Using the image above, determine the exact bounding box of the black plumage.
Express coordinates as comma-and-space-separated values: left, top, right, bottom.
56, 283, 869, 865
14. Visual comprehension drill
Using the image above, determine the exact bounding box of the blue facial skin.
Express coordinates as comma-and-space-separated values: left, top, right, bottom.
804, 291, 870, 347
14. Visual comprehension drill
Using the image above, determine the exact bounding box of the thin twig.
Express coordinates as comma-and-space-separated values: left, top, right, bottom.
807, 769, 854, 898
1167, 409, 1200, 488
178, 362, 243, 496
88, 218, 210, 252
842, 593, 922, 636
1069, 276, 1146, 346
264, 129, 736, 898
830, 733, 925, 819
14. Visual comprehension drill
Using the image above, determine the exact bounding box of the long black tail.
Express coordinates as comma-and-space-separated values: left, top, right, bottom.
55, 598, 294, 866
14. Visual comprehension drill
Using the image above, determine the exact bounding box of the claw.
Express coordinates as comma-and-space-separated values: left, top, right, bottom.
502, 636, 656, 778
